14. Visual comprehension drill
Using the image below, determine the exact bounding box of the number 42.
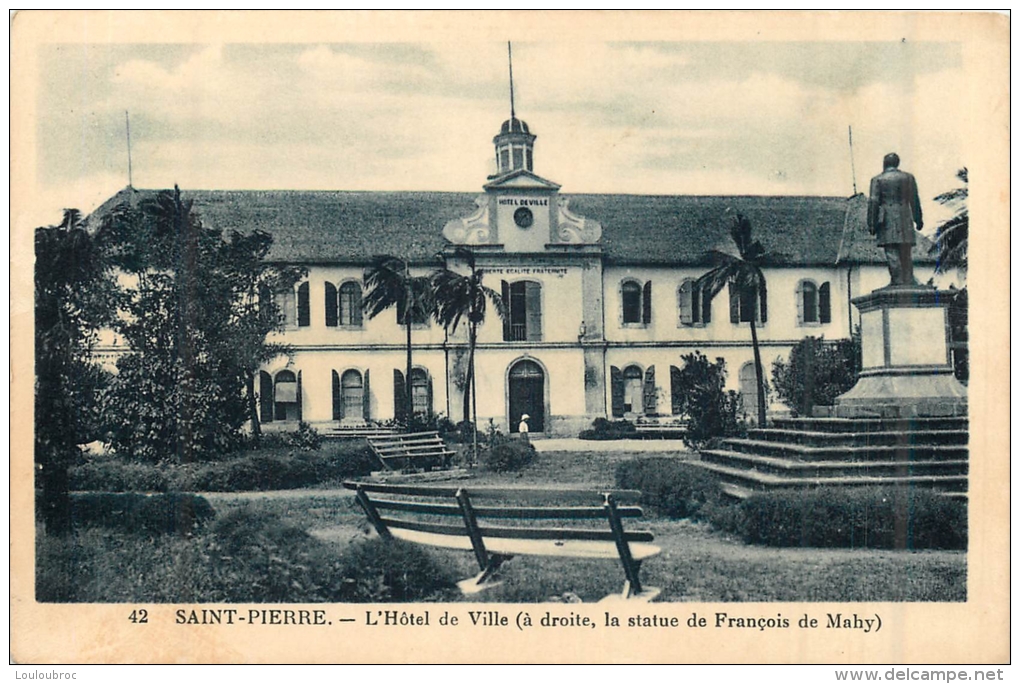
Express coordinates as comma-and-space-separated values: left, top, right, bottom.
128, 609, 148, 624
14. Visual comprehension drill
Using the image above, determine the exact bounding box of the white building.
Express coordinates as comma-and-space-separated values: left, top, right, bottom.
95, 113, 941, 437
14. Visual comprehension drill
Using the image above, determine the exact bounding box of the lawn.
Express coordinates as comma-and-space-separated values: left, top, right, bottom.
38, 446, 967, 603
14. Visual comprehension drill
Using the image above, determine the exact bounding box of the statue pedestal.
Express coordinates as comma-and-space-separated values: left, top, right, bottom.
835, 285, 967, 418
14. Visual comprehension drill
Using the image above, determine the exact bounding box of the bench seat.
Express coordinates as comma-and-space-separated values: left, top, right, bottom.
390, 527, 661, 561
367, 431, 455, 472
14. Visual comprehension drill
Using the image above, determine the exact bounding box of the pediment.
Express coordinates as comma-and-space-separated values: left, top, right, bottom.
483, 170, 561, 191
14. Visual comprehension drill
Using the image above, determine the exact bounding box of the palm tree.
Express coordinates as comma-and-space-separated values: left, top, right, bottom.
696, 214, 769, 426
363, 255, 433, 426
931, 167, 968, 275
430, 247, 506, 463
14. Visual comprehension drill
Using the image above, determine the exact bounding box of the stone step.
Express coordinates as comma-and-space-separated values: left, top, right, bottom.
748, 428, 969, 448
771, 416, 968, 434
690, 460, 969, 493
717, 481, 968, 502
720, 438, 968, 462
700, 449, 969, 478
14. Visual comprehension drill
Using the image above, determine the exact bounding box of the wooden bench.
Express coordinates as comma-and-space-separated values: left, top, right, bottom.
366, 431, 457, 472
342, 481, 662, 601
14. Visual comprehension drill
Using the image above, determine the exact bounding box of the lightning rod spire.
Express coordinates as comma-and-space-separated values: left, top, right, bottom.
508, 41, 515, 119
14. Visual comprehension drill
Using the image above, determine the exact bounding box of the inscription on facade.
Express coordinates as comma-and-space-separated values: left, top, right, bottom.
498, 197, 549, 207
486, 267, 567, 277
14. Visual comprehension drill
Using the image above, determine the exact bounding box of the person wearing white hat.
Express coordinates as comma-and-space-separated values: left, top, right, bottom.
518, 414, 530, 437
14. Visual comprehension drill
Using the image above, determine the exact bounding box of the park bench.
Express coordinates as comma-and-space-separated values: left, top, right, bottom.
342, 481, 662, 601
366, 431, 457, 472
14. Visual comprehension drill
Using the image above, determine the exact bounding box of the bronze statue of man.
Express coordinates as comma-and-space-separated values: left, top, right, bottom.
867, 152, 924, 285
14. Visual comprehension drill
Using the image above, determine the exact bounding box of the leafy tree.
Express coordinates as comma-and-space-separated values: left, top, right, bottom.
771, 335, 861, 417
696, 214, 769, 426
931, 167, 968, 274
430, 247, 506, 462
362, 255, 434, 425
102, 186, 301, 462
671, 352, 743, 450
35, 208, 117, 533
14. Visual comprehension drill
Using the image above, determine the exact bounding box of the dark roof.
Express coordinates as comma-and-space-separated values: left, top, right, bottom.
91, 187, 934, 267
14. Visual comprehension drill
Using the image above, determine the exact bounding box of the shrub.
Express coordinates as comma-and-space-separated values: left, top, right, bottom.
251, 422, 323, 451
671, 352, 746, 449
740, 487, 967, 550
70, 492, 215, 535
578, 418, 638, 441
70, 459, 172, 492
481, 431, 536, 472
180, 443, 376, 491
615, 457, 728, 519
772, 335, 860, 417
439, 419, 482, 445
335, 537, 459, 602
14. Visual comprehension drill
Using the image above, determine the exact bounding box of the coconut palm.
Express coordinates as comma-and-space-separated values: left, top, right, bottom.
363, 255, 434, 426
931, 167, 968, 274
696, 214, 769, 426
430, 247, 506, 462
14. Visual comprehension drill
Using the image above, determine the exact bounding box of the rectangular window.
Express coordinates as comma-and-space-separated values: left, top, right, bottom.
503, 280, 542, 341
622, 282, 642, 324
512, 147, 524, 170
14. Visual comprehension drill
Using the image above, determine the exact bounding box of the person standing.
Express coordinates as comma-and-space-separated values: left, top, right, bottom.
517, 414, 530, 440
867, 152, 924, 286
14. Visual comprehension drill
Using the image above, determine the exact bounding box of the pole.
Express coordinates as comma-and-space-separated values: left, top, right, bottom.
125, 110, 133, 187
508, 41, 515, 119
848, 125, 857, 195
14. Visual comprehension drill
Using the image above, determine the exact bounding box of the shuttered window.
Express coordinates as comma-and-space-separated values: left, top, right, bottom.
297, 282, 310, 327
339, 281, 363, 327
679, 280, 705, 326
502, 280, 542, 341
819, 282, 831, 324
622, 281, 642, 324
324, 282, 338, 327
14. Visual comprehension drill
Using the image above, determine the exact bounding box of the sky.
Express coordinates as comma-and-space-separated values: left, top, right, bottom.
30, 40, 967, 231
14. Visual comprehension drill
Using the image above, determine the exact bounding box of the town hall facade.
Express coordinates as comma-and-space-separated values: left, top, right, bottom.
96, 113, 941, 437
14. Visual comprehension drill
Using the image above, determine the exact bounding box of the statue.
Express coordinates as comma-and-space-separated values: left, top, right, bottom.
867, 153, 924, 286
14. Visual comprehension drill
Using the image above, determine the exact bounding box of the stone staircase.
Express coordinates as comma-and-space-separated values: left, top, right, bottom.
694, 416, 969, 500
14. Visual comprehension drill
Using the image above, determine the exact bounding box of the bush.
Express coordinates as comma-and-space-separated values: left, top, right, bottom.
616, 457, 728, 519
772, 335, 860, 417
671, 352, 746, 449
439, 419, 482, 445
70, 459, 172, 492
69, 492, 215, 535
335, 537, 459, 602
180, 443, 376, 491
481, 431, 536, 472
740, 487, 967, 550
251, 422, 322, 451
578, 418, 638, 441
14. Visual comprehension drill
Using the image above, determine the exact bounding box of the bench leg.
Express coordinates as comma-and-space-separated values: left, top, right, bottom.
456, 554, 512, 595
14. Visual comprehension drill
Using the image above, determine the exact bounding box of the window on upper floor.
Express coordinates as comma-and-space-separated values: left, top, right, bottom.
297, 282, 310, 327
797, 280, 831, 325
339, 281, 363, 327
621, 279, 652, 326
678, 279, 712, 326
729, 281, 767, 325
276, 288, 296, 328
396, 296, 429, 326
501, 280, 542, 341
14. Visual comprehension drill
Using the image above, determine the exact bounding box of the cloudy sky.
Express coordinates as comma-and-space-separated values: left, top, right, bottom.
31, 39, 966, 230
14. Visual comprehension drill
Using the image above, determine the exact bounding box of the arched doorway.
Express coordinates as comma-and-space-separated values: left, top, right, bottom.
623, 365, 644, 415
508, 359, 545, 433
274, 370, 299, 422
341, 369, 364, 421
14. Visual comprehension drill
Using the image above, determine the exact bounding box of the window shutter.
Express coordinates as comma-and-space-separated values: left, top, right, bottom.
819, 282, 831, 324
796, 282, 805, 325
501, 280, 511, 341
260, 371, 274, 423
427, 374, 434, 419
362, 369, 371, 421
642, 281, 652, 324
643, 365, 657, 415
296, 371, 303, 421
525, 281, 542, 341
297, 282, 310, 327
702, 288, 712, 324
610, 366, 624, 417
393, 369, 406, 424
324, 282, 338, 327
729, 283, 739, 323
759, 280, 768, 324
352, 286, 363, 327
670, 365, 683, 415
678, 282, 692, 325
332, 370, 342, 420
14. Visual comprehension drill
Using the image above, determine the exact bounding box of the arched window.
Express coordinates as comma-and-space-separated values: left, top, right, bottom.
274, 369, 299, 422
678, 279, 711, 326
796, 280, 831, 325
338, 281, 364, 327
410, 368, 432, 417
623, 365, 644, 414
276, 288, 296, 328
739, 362, 759, 421
729, 282, 767, 325
501, 280, 542, 341
621, 280, 651, 325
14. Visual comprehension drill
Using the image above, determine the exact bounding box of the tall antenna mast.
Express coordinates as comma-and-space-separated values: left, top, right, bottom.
848, 125, 857, 195
508, 41, 515, 119
125, 110, 134, 188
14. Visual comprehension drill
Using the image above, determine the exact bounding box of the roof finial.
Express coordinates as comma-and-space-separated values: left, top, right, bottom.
508, 41, 515, 119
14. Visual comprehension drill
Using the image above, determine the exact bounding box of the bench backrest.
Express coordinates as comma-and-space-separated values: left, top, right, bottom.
366, 431, 453, 471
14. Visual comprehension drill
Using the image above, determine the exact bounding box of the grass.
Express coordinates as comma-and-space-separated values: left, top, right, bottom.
39, 448, 967, 603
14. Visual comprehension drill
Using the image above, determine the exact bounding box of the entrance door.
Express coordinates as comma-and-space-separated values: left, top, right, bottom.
508, 360, 545, 433
341, 370, 364, 421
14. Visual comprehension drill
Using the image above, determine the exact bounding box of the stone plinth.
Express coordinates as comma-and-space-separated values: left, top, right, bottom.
836, 285, 967, 418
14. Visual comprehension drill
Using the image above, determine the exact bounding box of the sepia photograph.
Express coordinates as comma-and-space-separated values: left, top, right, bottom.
10, 11, 1009, 665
